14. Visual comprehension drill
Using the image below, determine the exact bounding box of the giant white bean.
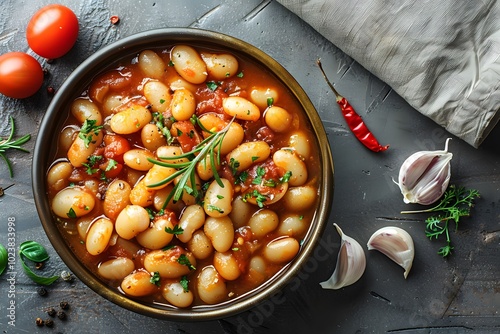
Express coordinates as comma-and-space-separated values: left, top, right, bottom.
197, 266, 227, 304
249, 87, 278, 110
115, 205, 150, 240
226, 141, 270, 172
109, 105, 152, 134
138, 50, 167, 79
130, 177, 156, 207
143, 164, 176, 190
121, 271, 158, 297
143, 81, 171, 113
263, 237, 300, 263
47, 161, 73, 192
187, 230, 214, 260
272, 149, 308, 186
201, 52, 239, 80
123, 149, 155, 171
59, 126, 78, 153
203, 178, 233, 218
213, 251, 241, 281
289, 131, 311, 160
153, 184, 185, 213
51, 187, 95, 218
103, 179, 131, 221
67, 130, 103, 167
229, 195, 253, 229
98, 257, 135, 280
283, 185, 317, 211
143, 248, 197, 278
71, 98, 103, 125
248, 209, 279, 238
264, 106, 292, 133
141, 123, 167, 152
177, 204, 205, 243
222, 96, 260, 121
277, 214, 308, 237
136, 216, 175, 249
86, 218, 114, 255
171, 45, 207, 84
204, 216, 234, 252
162, 281, 194, 308
170, 88, 196, 121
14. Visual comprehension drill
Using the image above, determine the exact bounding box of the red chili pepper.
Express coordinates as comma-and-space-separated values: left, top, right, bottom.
317, 59, 389, 152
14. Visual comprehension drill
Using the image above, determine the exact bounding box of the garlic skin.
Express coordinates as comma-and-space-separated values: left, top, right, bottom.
397, 138, 452, 205
320, 223, 366, 290
367, 226, 414, 279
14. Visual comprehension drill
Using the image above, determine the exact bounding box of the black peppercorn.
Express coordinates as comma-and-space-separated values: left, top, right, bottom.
59, 301, 69, 310
57, 311, 66, 320
47, 307, 57, 317
37, 287, 48, 296
44, 318, 54, 327
35, 317, 44, 326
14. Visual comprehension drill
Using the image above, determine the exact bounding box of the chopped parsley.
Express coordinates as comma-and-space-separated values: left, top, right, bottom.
216, 194, 224, 199
251, 156, 259, 162
229, 157, 240, 176
67, 208, 77, 219
207, 204, 224, 213
105, 158, 118, 172
79, 119, 103, 148
150, 271, 161, 286
177, 254, 196, 270
206, 81, 219, 91
252, 166, 266, 185
180, 275, 189, 292
237, 71, 244, 78
280, 171, 292, 183
243, 190, 268, 208
81, 155, 103, 175
235, 171, 249, 185
165, 225, 184, 235
267, 97, 274, 106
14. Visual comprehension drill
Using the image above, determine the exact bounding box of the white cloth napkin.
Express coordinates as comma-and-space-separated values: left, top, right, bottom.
277, 0, 500, 147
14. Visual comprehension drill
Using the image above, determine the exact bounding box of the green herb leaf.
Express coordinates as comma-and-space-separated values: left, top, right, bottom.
165, 225, 184, 235
237, 71, 244, 78
206, 81, 219, 91
177, 254, 196, 270
0, 244, 7, 276
252, 166, 266, 185
150, 271, 161, 286
105, 158, 118, 171
207, 204, 224, 213
280, 171, 292, 183
78, 119, 103, 148
401, 185, 480, 258
267, 97, 274, 106
0, 116, 31, 177
229, 158, 240, 176
67, 208, 77, 219
19, 241, 58, 285
180, 275, 189, 292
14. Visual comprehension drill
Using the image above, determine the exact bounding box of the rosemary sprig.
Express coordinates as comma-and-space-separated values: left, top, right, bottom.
147, 117, 233, 211
0, 116, 31, 177
401, 185, 480, 257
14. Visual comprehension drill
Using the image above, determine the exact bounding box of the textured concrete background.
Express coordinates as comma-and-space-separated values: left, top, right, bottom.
0, 0, 499, 333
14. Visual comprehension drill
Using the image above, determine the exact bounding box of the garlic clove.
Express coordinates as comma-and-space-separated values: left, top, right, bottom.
320, 223, 366, 290
397, 138, 452, 205
367, 226, 414, 279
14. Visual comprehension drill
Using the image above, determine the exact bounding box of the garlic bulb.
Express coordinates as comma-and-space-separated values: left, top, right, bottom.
320, 223, 366, 290
367, 226, 414, 279
397, 138, 452, 205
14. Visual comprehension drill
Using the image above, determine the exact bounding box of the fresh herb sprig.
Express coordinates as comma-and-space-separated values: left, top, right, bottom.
401, 185, 480, 257
0, 116, 31, 177
19, 241, 59, 285
147, 117, 234, 211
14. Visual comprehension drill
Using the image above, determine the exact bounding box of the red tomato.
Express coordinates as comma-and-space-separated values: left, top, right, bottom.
26, 4, 79, 59
103, 134, 131, 163
0, 52, 44, 99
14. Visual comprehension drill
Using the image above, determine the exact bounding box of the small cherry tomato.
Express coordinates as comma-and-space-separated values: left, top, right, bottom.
26, 4, 79, 59
0, 52, 44, 99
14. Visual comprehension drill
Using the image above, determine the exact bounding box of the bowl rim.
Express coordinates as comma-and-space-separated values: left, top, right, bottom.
32, 27, 334, 320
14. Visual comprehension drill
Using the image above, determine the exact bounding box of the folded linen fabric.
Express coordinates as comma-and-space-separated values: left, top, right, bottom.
277, 0, 500, 147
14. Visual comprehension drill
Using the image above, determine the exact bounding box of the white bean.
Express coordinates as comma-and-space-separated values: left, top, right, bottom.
138, 50, 167, 79
248, 209, 279, 238
77, 217, 92, 240
123, 149, 155, 171
170, 88, 196, 121
197, 266, 227, 304
136, 216, 175, 249
121, 271, 158, 297
166, 72, 198, 93
173, 173, 201, 206
59, 126, 78, 153
222, 96, 260, 121
226, 141, 270, 172
86, 218, 114, 255
196, 154, 219, 181
289, 131, 311, 160
153, 184, 185, 213
67, 130, 103, 167
102, 94, 124, 117
277, 214, 308, 237
141, 123, 167, 151
248, 255, 267, 284
187, 230, 214, 260
283, 185, 317, 211
130, 177, 156, 207
201, 52, 239, 80
213, 251, 241, 280
109, 105, 152, 134
51, 187, 95, 218
98, 257, 135, 280
143, 248, 196, 278
162, 281, 194, 308
204, 216, 234, 252
143, 164, 176, 190
263, 237, 300, 263
71, 98, 103, 125
229, 195, 253, 229
156, 145, 188, 164
47, 161, 73, 192
203, 178, 233, 218
249, 87, 278, 110
103, 179, 131, 221
171, 45, 207, 84
115, 205, 150, 240
264, 106, 292, 133
143, 81, 171, 113
177, 204, 205, 243
272, 149, 308, 186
